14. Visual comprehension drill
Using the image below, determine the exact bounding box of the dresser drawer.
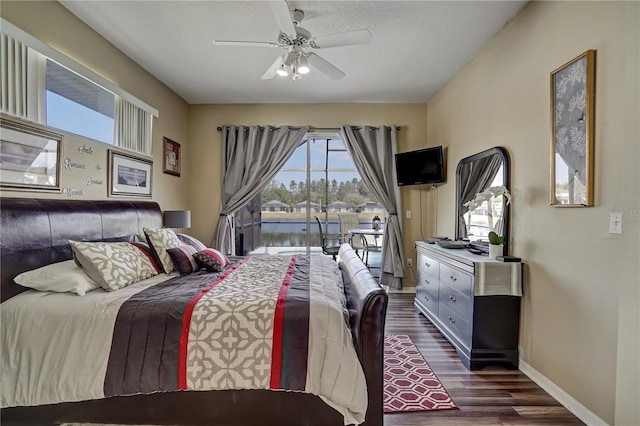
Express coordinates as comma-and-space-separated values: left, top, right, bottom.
417, 253, 439, 277
415, 285, 438, 315
438, 301, 472, 348
439, 282, 472, 318
416, 268, 438, 294
440, 263, 472, 298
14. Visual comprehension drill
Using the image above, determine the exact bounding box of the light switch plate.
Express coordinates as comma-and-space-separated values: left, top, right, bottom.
609, 212, 622, 234
406, 210, 411, 219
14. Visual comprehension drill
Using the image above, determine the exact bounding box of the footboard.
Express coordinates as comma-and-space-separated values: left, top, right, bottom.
338, 244, 388, 426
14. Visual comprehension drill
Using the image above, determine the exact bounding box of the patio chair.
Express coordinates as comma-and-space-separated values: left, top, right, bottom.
337, 213, 363, 254
314, 216, 342, 260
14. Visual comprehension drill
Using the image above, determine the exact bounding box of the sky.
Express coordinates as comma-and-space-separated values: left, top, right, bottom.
46, 91, 113, 144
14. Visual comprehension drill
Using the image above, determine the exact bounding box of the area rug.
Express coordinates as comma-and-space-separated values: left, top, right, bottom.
384, 334, 457, 413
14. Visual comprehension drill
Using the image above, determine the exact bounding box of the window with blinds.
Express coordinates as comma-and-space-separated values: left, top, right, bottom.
1, 29, 154, 156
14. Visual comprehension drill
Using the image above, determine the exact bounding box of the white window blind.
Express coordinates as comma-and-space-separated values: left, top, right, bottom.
114, 96, 153, 156
1, 32, 27, 118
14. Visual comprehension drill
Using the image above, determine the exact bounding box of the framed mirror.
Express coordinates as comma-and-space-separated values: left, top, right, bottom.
455, 147, 511, 254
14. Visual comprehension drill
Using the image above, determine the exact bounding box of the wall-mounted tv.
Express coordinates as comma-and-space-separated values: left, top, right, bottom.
395, 146, 446, 186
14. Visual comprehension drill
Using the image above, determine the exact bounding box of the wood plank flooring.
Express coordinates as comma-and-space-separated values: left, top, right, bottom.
383, 293, 584, 425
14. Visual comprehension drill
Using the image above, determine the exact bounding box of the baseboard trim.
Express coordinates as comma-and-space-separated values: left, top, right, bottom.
518, 357, 609, 426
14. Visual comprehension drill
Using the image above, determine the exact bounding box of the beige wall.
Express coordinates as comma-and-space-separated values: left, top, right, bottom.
427, 1, 639, 424
0, 1, 191, 210
188, 103, 430, 284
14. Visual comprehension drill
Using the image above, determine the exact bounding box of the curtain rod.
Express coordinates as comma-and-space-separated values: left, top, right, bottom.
216, 126, 401, 131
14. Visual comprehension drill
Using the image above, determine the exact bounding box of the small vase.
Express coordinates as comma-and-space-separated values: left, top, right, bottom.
489, 244, 503, 259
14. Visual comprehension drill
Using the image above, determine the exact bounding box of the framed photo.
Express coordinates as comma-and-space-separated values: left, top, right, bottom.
0, 116, 62, 192
550, 50, 596, 207
163, 137, 181, 177
108, 150, 152, 197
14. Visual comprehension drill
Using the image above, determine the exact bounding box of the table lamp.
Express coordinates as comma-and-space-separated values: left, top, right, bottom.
163, 210, 191, 233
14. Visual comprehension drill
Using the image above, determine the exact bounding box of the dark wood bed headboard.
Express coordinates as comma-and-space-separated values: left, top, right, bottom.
0, 197, 162, 302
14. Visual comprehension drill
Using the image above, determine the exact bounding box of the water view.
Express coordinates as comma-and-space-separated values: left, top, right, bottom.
259, 218, 369, 247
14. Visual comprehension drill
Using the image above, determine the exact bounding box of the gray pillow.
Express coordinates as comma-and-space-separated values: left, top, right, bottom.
70, 241, 160, 291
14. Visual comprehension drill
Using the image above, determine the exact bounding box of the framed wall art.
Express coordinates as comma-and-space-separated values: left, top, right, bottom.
550, 49, 596, 207
163, 137, 181, 177
0, 115, 62, 192
108, 150, 152, 197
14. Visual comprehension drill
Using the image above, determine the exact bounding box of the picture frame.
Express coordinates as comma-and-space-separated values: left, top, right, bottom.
550, 50, 596, 207
108, 150, 152, 197
163, 137, 181, 177
0, 115, 62, 192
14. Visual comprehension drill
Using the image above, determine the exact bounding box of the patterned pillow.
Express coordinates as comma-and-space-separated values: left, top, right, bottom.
70, 241, 161, 291
177, 233, 207, 251
192, 252, 223, 273
143, 228, 183, 273
167, 244, 200, 275
192, 248, 230, 272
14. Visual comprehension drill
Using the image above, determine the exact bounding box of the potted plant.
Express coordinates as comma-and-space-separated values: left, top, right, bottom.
488, 231, 504, 259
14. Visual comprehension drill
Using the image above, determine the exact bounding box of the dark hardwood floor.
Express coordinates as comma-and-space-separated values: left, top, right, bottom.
383, 293, 584, 425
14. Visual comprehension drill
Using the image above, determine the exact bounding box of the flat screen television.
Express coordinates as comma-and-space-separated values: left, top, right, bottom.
395, 146, 445, 186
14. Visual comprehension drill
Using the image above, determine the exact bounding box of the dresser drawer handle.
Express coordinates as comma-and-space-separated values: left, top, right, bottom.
424, 279, 430, 285
450, 275, 457, 282
449, 295, 456, 303
425, 262, 431, 267
448, 316, 456, 324
425, 296, 430, 302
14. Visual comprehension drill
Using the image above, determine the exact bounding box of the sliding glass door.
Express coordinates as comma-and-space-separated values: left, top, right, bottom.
234, 133, 385, 256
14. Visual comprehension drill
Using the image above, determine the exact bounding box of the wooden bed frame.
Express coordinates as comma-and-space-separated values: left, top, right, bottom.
0, 197, 388, 426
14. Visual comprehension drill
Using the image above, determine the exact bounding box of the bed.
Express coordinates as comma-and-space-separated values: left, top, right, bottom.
0, 197, 387, 426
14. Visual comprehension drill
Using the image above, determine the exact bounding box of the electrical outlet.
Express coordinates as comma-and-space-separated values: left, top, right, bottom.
407, 258, 413, 268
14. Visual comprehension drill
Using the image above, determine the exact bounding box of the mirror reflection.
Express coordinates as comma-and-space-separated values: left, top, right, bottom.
455, 147, 510, 253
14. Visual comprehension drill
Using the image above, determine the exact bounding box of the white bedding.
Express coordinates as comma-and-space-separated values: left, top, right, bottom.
1, 273, 174, 407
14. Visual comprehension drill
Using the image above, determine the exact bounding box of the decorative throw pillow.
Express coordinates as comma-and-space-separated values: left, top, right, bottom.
13, 260, 100, 296
193, 252, 223, 273
143, 228, 183, 273
167, 244, 200, 275
192, 248, 230, 272
70, 241, 161, 291
177, 233, 207, 251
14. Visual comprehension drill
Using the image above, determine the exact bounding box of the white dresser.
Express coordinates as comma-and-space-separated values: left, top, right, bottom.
414, 241, 523, 370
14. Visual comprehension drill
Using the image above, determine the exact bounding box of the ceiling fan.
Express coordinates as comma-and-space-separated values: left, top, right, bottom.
212, 1, 372, 81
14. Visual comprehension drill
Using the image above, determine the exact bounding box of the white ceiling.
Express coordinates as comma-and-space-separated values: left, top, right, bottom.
59, 1, 527, 104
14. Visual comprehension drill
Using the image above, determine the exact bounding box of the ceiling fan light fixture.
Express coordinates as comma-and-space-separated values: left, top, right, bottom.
297, 55, 310, 74
276, 64, 289, 77
282, 51, 297, 67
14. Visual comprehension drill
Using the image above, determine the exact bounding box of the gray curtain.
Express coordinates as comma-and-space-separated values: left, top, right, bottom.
214, 125, 309, 254
339, 125, 405, 289
457, 155, 502, 238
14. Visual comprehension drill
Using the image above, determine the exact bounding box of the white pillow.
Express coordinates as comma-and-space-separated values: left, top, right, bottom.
13, 260, 100, 296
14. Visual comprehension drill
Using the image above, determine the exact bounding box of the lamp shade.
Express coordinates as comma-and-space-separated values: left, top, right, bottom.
163, 210, 191, 229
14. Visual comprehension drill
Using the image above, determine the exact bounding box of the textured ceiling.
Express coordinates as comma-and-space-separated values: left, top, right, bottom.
59, 1, 527, 104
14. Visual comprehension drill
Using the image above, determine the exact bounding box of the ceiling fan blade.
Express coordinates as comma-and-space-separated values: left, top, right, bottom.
261, 56, 284, 80
212, 40, 280, 48
268, 0, 296, 36
307, 53, 345, 80
310, 29, 372, 49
